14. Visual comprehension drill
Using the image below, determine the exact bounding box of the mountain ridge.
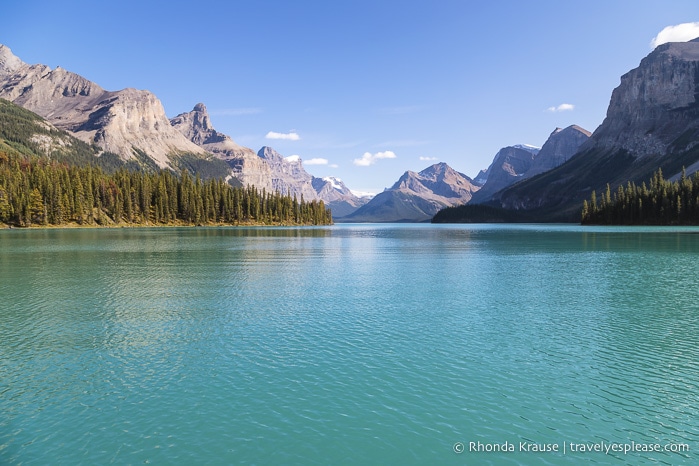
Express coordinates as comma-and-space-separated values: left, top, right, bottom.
0, 45, 207, 169
339, 162, 479, 222
478, 38, 699, 221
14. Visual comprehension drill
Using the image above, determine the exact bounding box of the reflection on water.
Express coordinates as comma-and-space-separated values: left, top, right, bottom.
1, 224, 698, 465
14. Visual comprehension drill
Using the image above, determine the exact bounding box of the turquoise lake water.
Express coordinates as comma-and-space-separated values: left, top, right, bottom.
1, 224, 698, 465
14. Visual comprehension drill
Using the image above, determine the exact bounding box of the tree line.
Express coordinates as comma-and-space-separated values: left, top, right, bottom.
581, 168, 699, 225
0, 151, 332, 227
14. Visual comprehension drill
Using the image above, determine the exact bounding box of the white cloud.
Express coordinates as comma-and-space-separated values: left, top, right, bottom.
651, 22, 699, 48
284, 155, 301, 163
546, 103, 575, 112
353, 150, 397, 167
266, 131, 301, 141
329, 164, 339, 168
305, 158, 329, 165
419, 156, 438, 161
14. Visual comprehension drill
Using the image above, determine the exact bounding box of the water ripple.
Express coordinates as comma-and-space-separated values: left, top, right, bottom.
1, 225, 699, 464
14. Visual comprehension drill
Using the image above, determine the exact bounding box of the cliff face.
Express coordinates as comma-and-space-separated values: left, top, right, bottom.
526, 125, 591, 178
588, 38, 699, 157
256, 146, 319, 200
311, 177, 368, 217
170, 103, 273, 190
0, 45, 206, 168
469, 145, 539, 203
496, 39, 699, 218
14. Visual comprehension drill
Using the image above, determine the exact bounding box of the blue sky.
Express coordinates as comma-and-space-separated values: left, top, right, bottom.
2, 1, 698, 194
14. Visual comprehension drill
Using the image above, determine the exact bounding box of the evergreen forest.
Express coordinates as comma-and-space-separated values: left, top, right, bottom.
581, 169, 699, 225
0, 98, 331, 227
0, 151, 332, 227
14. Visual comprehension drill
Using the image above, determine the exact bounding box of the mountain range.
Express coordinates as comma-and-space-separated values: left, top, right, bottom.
338, 163, 479, 222
489, 37, 699, 220
0, 44, 364, 216
3, 37, 699, 223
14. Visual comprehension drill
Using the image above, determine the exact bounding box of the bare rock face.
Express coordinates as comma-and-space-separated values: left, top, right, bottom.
170, 103, 273, 189
257, 146, 319, 200
341, 162, 479, 222
473, 168, 489, 186
588, 37, 699, 157
311, 176, 368, 217
496, 39, 699, 216
391, 162, 479, 199
0, 44, 28, 75
525, 125, 591, 178
0, 44, 206, 168
469, 145, 539, 203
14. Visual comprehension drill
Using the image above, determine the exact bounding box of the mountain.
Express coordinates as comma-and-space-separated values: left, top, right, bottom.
171, 103, 370, 209
469, 144, 540, 203
526, 125, 591, 177
0, 44, 211, 170
494, 38, 699, 220
170, 103, 273, 189
255, 146, 320, 201
0, 97, 104, 165
311, 176, 369, 217
473, 168, 489, 186
339, 162, 479, 222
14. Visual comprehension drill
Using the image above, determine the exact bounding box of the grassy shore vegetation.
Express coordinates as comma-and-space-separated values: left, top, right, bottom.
0, 151, 332, 227
581, 168, 699, 225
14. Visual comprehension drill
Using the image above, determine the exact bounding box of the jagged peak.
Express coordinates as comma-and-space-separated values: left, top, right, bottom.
418, 162, 450, 176
0, 44, 26, 74
193, 102, 207, 113
258, 146, 284, 161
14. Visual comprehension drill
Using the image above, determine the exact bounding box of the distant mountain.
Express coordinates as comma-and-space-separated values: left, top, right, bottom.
251, 146, 318, 201
467, 127, 590, 205
311, 176, 368, 217
496, 38, 699, 220
0, 44, 211, 171
339, 162, 479, 222
525, 125, 591, 178
473, 168, 489, 186
469, 144, 540, 203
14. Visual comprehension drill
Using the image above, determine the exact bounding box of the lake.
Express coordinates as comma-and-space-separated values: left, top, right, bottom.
1, 224, 697, 465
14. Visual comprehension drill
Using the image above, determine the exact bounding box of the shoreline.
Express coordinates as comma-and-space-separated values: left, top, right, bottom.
0, 221, 334, 230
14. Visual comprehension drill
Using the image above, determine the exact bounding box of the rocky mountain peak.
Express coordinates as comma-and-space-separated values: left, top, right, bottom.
191, 103, 213, 129
588, 38, 699, 157
253, 146, 318, 200
341, 162, 479, 222
0, 44, 24, 75
468, 145, 540, 203
311, 176, 369, 217
654, 36, 699, 60
419, 162, 449, 176
526, 124, 591, 178
170, 103, 218, 145
0, 45, 206, 167
258, 146, 284, 162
